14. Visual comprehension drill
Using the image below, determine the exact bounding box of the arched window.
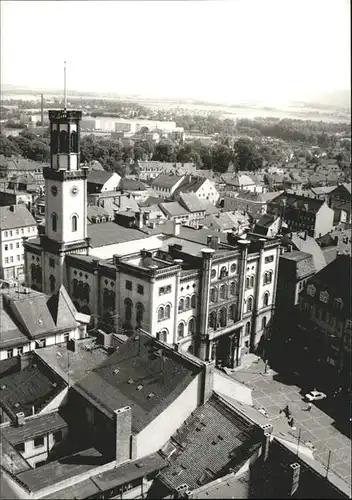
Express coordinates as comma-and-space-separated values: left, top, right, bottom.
52, 213, 58, 232
250, 276, 255, 288
158, 306, 164, 322
219, 308, 227, 327
188, 318, 196, 335
178, 322, 185, 339
220, 285, 226, 299
247, 296, 253, 313
70, 131, 78, 152
49, 274, 56, 293
124, 298, 133, 321
191, 294, 197, 308
245, 321, 251, 335
136, 303, 144, 325
165, 304, 171, 319
230, 281, 236, 296
72, 279, 78, 298
209, 311, 217, 329
229, 304, 236, 321
263, 292, 270, 307
246, 277, 250, 289
72, 215, 78, 232
220, 266, 227, 279
159, 329, 168, 342
210, 287, 217, 303
262, 316, 267, 330
185, 296, 191, 310
178, 298, 184, 312
31, 264, 36, 282
83, 283, 90, 302
59, 130, 69, 153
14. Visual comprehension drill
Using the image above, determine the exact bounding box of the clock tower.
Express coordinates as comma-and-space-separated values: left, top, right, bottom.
41, 109, 90, 294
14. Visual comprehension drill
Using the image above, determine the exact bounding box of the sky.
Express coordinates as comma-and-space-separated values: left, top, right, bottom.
1, 0, 350, 105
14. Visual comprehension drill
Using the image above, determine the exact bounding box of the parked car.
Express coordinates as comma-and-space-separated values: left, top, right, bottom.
305, 390, 327, 402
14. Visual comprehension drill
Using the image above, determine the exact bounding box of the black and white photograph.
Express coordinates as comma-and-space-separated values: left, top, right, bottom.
0, 1, 350, 498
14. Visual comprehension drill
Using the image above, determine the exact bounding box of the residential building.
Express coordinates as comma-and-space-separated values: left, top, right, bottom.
174, 175, 220, 205
0, 205, 37, 280
253, 214, 283, 238
282, 231, 327, 273
297, 254, 351, 382
328, 183, 351, 225
138, 161, 194, 181
0, 285, 89, 361
267, 192, 334, 238
177, 192, 206, 228
205, 211, 250, 235
151, 174, 185, 198
87, 170, 121, 194
222, 173, 265, 193
223, 190, 282, 216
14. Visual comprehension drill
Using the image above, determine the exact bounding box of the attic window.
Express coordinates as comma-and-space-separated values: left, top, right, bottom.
14, 403, 20, 408
128, 378, 134, 384
113, 369, 119, 374
38, 319, 43, 325
148, 392, 155, 399
136, 385, 143, 391
1, 385, 6, 390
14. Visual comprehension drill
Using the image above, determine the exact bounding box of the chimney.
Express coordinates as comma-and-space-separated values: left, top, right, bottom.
9, 205, 15, 212
173, 220, 181, 236
16, 412, 25, 427
114, 406, 132, 464
287, 244, 293, 253
136, 212, 144, 229
206, 235, 212, 247
288, 463, 301, 496
201, 360, 215, 404
260, 423, 273, 461
19, 352, 31, 371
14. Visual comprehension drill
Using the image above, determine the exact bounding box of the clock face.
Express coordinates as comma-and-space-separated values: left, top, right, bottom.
51, 185, 58, 196
70, 185, 79, 196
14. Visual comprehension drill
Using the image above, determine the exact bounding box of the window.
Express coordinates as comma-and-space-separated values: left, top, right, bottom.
5, 257, 9, 264
9, 231, 12, 236
191, 294, 196, 308
262, 316, 267, 330
4, 244, 8, 251
230, 263, 237, 273
136, 303, 144, 325
211, 269, 216, 279
9, 257, 13, 263
16, 229, 19, 235
124, 298, 133, 321
220, 285, 226, 300
17, 347, 23, 355
137, 284, 144, 295
16, 242, 20, 248
52, 213, 58, 232
210, 287, 217, 303
178, 298, 184, 312
53, 430, 62, 443
49, 275, 56, 293
7, 349, 13, 358
245, 322, 251, 335
49, 258, 55, 268
34, 435, 44, 448
219, 308, 227, 327
220, 266, 227, 279
247, 297, 253, 313
250, 276, 255, 288
185, 296, 191, 310
265, 255, 274, 263
4, 231, 8, 237
209, 311, 217, 329
177, 322, 185, 339
263, 271, 273, 285
307, 284, 316, 297
166, 285, 172, 293
17, 255, 20, 261
320, 291, 329, 303
334, 298, 344, 310
159, 287, 165, 296
158, 306, 165, 322
228, 304, 236, 321
71, 215, 78, 232
263, 292, 270, 307
125, 280, 132, 291
188, 318, 196, 334
21, 229, 24, 234
165, 304, 171, 319
10, 244, 13, 250
15, 443, 25, 453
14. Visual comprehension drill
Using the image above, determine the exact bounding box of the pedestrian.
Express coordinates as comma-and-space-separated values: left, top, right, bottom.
306, 403, 312, 411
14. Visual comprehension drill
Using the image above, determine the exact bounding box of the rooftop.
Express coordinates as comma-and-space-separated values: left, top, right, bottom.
3, 411, 68, 446
178, 192, 205, 213
16, 447, 106, 493
0, 359, 66, 419
159, 201, 190, 217
87, 170, 117, 186
173, 175, 207, 196
75, 331, 202, 432
0, 204, 37, 230
151, 174, 184, 189
157, 394, 261, 492
87, 222, 145, 248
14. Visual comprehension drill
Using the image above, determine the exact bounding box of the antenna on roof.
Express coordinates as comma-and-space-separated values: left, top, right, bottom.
63, 61, 67, 110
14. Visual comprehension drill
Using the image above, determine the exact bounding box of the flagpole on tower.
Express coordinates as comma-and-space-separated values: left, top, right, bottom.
64, 61, 67, 110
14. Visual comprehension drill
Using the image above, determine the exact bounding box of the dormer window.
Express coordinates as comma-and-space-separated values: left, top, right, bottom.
319, 291, 329, 303
307, 284, 316, 297
334, 298, 344, 310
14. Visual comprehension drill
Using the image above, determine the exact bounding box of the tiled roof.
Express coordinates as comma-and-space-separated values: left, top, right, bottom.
87, 205, 110, 221
159, 201, 190, 217
87, 170, 116, 186
75, 331, 201, 432
0, 363, 66, 418
173, 176, 207, 195
46, 285, 79, 329
119, 178, 147, 191
284, 232, 327, 272
311, 186, 337, 196
158, 394, 261, 492
206, 212, 245, 231
151, 174, 183, 189
254, 214, 276, 229
269, 192, 325, 212
0, 205, 36, 230
3, 411, 68, 445
178, 193, 205, 213
87, 222, 145, 248
198, 199, 219, 215
0, 294, 28, 349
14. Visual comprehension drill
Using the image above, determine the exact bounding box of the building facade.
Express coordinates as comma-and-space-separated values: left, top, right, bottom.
24, 109, 281, 369
0, 205, 38, 281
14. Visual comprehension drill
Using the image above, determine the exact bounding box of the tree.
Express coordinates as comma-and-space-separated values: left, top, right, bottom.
233, 138, 263, 171
152, 140, 177, 162
0, 134, 16, 157
212, 144, 234, 173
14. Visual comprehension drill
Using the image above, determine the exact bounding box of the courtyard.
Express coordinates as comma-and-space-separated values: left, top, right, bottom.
231, 356, 351, 485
